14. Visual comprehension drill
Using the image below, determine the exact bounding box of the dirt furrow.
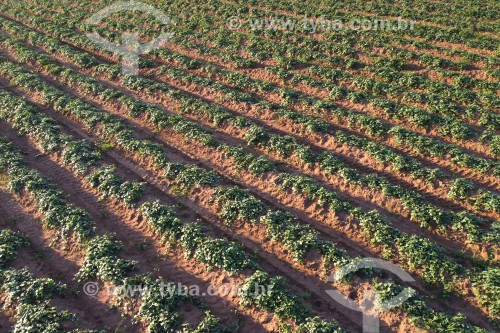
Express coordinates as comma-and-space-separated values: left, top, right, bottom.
1, 9, 498, 223
0, 121, 277, 332
0, 60, 492, 330
0, 189, 119, 331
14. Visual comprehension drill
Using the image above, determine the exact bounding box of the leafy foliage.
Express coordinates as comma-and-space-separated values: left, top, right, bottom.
448, 178, 474, 200
296, 316, 345, 333
0, 230, 26, 268
87, 166, 145, 206
163, 163, 219, 190
0, 268, 67, 305
373, 280, 487, 332
261, 210, 350, 267
472, 268, 499, 319
131, 276, 230, 333
0, 139, 95, 240
76, 235, 136, 283
13, 303, 77, 333
62, 140, 100, 174
211, 187, 266, 224
220, 145, 275, 175
239, 270, 309, 322
140, 201, 256, 273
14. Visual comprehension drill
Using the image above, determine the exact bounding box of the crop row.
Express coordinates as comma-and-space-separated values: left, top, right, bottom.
1, 25, 498, 331
301, 0, 499, 33
0, 96, 273, 331
0, 71, 491, 331
0, 73, 347, 331
227, 0, 499, 50
163, 0, 499, 102
0, 37, 479, 285
1, 25, 495, 278
1, 11, 498, 246
18, 0, 500, 132
0, 229, 92, 333
7, 1, 500, 191
31, 0, 500, 135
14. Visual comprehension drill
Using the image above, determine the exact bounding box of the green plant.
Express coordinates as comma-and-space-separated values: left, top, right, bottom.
76, 235, 136, 283
0, 230, 26, 268
448, 178, 474, 200
211, 187, 266, 224
239, 270, 309, 322
87, 166, 145, 206
0, 268, 67, 305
